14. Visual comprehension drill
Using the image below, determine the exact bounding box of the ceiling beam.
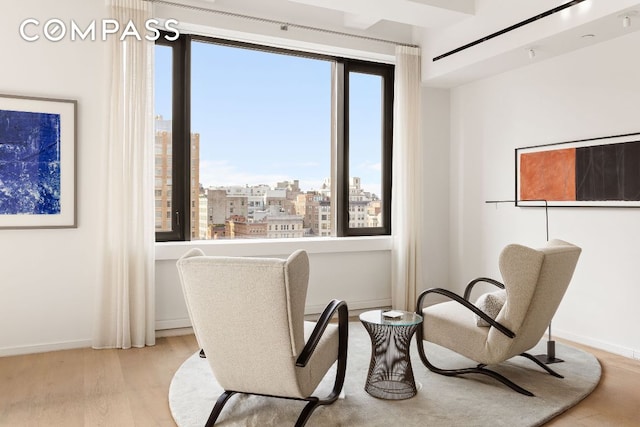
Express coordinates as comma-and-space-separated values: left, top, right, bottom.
287, 0, 474, 28
343, 13, 381, 30
406, 0, 474, 15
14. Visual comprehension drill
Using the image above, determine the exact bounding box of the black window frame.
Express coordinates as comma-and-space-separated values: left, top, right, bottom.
155, 34, 190, 241
155, 33, 393, 242
338, 60, 394, 237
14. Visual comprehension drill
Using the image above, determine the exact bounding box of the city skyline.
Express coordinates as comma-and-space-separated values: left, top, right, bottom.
155, 40, 384, 197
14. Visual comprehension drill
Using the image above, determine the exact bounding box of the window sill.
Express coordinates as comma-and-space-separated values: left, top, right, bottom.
155, 235, 393, 261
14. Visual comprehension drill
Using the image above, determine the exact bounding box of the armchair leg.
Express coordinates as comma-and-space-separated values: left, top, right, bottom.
415, 331, 534, 396
205, 390, 236, 427
520, 352, 564, 378
295, 399, 320, 427
295, 301, 349, 425
324, 301, 349, 403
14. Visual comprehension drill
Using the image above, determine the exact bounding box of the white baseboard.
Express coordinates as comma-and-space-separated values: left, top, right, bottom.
156, 318, 192, 330
0, 299, 402, 358
155, 299, 393, 331
0, 339, 92, 357
3, 321, 638, 361
553, 328, 640, 360
156, 327, 194, 338
305, 298, 392, 315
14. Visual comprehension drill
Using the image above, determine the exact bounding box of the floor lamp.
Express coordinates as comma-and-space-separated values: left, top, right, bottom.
485, 199, 563, 364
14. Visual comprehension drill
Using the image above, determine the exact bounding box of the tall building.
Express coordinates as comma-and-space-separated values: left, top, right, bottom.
348, 177, 379, 229
225, 215, 267, 238
189, 132, 201, 239
154, 117, 172, 232
198, 193, 208, 239
277, 180, 302, 215
154, 116, 200, 236
296, 192, 331, 236
205, 185, 306, 239
266, 214, 305, 238
206, 189, 227, 226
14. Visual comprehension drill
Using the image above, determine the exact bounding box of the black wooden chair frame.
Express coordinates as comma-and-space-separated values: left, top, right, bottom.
415, 277, 563, 396
205, 299, 349, 427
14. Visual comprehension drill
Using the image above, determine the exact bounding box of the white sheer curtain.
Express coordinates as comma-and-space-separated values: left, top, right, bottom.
93, 0, 155, 349
391, 45, 423, 311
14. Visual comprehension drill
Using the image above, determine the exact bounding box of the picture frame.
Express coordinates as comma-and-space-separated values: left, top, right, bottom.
0, 94, 77, 228
515, 132, 640, 207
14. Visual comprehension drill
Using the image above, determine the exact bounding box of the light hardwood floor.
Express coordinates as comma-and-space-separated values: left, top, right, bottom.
546, 339, 640, 426
0, 334, 638, 426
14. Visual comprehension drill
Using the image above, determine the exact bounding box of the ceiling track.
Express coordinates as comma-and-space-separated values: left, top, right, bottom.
433, 0, 587, 62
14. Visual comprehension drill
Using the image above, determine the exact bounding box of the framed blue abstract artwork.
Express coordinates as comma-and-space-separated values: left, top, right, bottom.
0, 94, 76, 228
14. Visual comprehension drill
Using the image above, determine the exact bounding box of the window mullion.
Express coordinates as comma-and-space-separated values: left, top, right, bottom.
333, 61, 345, 237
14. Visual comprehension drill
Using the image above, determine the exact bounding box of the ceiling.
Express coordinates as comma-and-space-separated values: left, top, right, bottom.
285, 0, 475, 30
190, 0, 640, 86
194, 0, 472, 37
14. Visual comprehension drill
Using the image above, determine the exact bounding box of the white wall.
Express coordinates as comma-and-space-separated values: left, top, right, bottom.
420, 87, 451, 294
155, 238, 393, 330
0, 0, 108, 355
449, 31, 640, 358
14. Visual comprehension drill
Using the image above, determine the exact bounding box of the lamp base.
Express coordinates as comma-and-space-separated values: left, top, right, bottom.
534, 355, 564, 364
534, 340, 564, 364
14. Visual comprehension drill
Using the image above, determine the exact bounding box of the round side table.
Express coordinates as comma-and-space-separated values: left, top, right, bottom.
359, 309, 423, 400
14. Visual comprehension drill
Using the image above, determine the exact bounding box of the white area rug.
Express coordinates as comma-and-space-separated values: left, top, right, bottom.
169, 323, 600, 426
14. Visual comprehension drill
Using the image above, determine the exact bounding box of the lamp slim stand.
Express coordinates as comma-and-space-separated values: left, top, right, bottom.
534, 324, 564, 364
485, 199, 563, 365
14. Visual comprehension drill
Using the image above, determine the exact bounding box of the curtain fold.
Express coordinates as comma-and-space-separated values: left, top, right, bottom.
391, 45, 423, 311
93, 0, 155, 349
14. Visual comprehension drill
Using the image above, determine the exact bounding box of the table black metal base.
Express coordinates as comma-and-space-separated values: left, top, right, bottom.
361, 321, 419, 400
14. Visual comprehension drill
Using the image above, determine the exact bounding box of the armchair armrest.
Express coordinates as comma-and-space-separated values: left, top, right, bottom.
463, 277, 505, 300
416, 288, 515, 339
296, 299, 349, 367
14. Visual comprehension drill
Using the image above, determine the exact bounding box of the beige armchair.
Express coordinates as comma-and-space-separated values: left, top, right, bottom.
416, 239, 581, 396
176, 249, 348, 427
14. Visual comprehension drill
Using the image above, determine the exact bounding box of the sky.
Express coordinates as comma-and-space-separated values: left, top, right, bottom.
155, 40, 383, 197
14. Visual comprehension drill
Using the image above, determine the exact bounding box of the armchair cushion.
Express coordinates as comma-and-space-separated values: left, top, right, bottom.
474, 290, 507, 327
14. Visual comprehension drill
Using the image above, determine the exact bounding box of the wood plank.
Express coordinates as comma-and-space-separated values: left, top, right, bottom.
1, 333, 638, 426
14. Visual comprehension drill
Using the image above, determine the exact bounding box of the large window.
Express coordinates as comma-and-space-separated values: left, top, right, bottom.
155, 34, 393, 242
